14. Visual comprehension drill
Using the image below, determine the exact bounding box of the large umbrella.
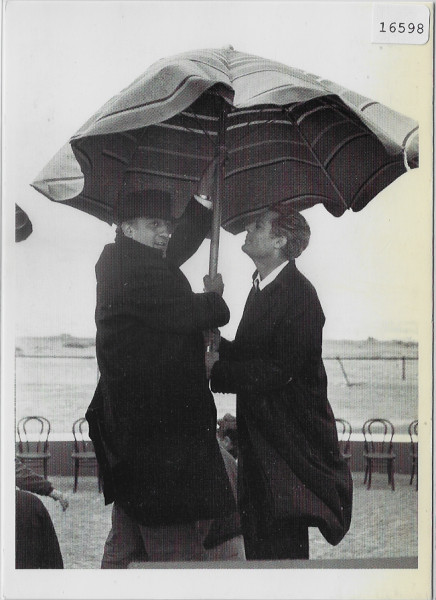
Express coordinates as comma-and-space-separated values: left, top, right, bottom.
32, 46, 418, 274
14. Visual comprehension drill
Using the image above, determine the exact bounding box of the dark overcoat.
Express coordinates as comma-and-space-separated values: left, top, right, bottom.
86, 199, 236, 526
210, 261, 353, 546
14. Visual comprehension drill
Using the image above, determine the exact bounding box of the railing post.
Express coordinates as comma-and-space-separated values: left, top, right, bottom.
336, 356, 352, 387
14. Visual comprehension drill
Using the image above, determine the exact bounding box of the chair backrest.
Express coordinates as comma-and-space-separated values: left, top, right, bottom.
17, 416, 51, 454
335, 418, 352, 454
408, 419, 418, 450
362, 418, 394, 453
72, 417, 93, 453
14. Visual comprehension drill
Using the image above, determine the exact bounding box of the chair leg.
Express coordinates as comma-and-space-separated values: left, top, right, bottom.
73, 460, 79, 493
415, 463, 418, 491
97, 464, 102, 493
390, 461, 395, 491
364, 463, 368, 484
43, 458, 48, 480
409, 462, 415, 485
367, 460, 372, 490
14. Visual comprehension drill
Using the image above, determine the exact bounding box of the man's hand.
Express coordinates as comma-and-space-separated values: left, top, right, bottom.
197, 155, 226, 198
203, 274, 224, 296
205, 351, 219, 379
49, 489, 69, 511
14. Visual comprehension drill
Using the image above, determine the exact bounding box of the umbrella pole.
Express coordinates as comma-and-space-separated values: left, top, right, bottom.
208, 103, 228, 278
208, 101, 228, 354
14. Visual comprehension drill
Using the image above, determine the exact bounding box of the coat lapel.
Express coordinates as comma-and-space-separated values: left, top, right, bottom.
235, 262, 296, 340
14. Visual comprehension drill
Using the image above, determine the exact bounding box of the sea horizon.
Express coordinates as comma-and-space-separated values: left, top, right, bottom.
15, 333, 419, 359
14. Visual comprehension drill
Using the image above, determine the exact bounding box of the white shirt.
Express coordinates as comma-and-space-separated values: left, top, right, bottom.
194, 194, 213, 210
254, 261, 289, 291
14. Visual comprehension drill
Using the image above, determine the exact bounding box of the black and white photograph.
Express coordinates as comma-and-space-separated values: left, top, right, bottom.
2, 1, 433, 599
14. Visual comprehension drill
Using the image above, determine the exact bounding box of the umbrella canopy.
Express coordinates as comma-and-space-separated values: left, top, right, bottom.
32, 46, 418, 235
15, 204, 33, 242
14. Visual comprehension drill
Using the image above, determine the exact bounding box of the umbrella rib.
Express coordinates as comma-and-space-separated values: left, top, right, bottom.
402, 126, 419, 170
226, 156, 319, 177
223, 193, 341, 224
295, 104, 328, 125
138, 145, 214, 161
402, 125, 419, 149
154, 122, 218, 136
284, 108, 348, 210
73, 194, 114, 214
349, 161, 404, 210
227, 107, 283, 118
323, 132, 374, 169
126, 167, 199, 182
34, 176, 83, 184
226, 107, 297, 154
295, 101, 366, 133
310, 119, 359, 148
242, 83, 307, 102
179, 111, 218, 122
118, 132, 142, 143
226, 139, 308, 155
227, 118, 294, 131
102, 151, 131, 165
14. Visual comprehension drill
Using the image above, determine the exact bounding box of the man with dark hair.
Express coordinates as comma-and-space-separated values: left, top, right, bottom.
86, 172, 238, 566
207, 207, 353, 560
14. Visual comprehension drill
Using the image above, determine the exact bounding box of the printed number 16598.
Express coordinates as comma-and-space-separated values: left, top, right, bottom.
379, 22, 424, 34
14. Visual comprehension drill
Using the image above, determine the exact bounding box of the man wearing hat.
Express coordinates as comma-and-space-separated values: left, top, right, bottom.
206, 206, 353, 560
86, 167, 237, 566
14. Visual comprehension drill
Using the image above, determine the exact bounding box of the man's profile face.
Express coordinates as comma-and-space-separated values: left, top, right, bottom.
242, 211, 283, 260
128, 217, 172, 251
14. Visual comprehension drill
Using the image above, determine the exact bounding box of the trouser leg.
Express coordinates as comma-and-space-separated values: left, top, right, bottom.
101, 502, 146, 569
138, 519, 211, 562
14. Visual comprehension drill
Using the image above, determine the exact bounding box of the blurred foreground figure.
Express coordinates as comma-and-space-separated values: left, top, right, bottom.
208, 206, 353, 560
15, 459, 68, 568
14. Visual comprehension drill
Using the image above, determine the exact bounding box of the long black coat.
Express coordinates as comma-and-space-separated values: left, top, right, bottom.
210, 261, 352, 546
86, 199, 236, 526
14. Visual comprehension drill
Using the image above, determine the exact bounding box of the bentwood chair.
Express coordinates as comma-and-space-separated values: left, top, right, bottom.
16, 416, 51, 479
335, 418, 352, 463
362, 419, 396, 491
71, 418, 101, 492
408, 419, 418, 490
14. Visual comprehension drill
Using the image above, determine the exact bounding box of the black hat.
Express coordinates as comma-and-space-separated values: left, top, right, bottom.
114, 189, 173, 223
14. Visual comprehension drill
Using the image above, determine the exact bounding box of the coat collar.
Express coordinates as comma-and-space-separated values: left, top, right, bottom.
236, 261, 298, 337
252, 260, 297, 294
115, 232, 165, 263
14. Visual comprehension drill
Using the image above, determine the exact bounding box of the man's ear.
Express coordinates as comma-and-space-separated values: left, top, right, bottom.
274, 236, 287, 250
121, 222, 133, 238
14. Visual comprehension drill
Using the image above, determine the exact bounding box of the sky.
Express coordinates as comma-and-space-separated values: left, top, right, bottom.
4, 1, 433, 342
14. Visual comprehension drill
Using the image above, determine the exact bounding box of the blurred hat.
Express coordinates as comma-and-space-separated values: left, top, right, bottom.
114, 189, 173, 223
15, 204, 33, 242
